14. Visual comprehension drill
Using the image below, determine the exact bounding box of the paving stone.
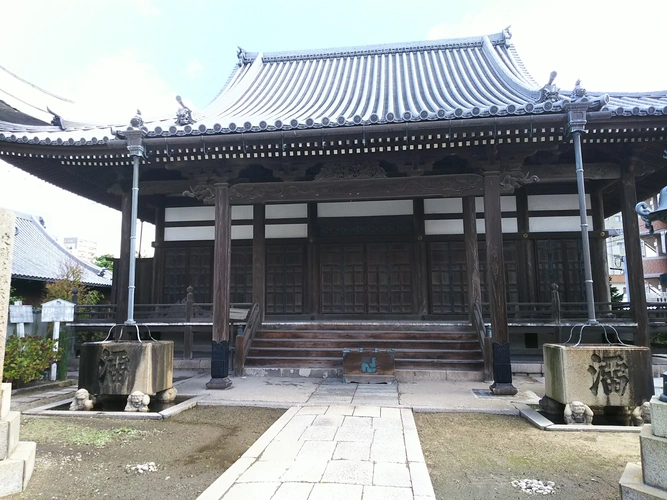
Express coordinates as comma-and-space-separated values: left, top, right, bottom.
372, 416, 403, 430
380, 407, 402, 419
335, 425, 375, 442
312, 414, 345, 427
281, 458, 328, 482
271, 482, 314, 500
333, 441, 371, 461
297, 405, 329, 415
221, 481, 280, 500
410, 461, 436, 498
403, 427, 425, 463
309, 483, 363, 500
354, 406, 381, 417
297, 440, 336, 461
370, 432, 406, 464
322, 459, 374, 485
326, 405, 356, 416
237, 459, 290, 482
259, 439, 303, 461
362, 485, 414, 500
373, 462, 411, 487
342, 415, 373, 428
300, 425, 338, 441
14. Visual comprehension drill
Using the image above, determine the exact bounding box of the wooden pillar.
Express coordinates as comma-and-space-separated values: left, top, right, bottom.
483, 172, 508, 343
207, 183, 232, 389
484, 171, 516, 395
116, 188, 132, 326
307, 203, 319, 316
414, 199, 429, 315
516, 190, 536, 303
620, 164, 649, 347
253, 204, 266, 320
151, 201, 165, 304
591, 188, 612, 304
463, 197, 482, 321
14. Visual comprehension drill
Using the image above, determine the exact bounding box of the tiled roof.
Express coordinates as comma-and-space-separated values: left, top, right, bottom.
11, 211, 112, 287
0, 29, 666, 146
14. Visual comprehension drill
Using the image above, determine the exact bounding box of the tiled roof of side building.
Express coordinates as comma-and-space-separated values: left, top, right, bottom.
11, 211, 112, 287
0, 29, 666, 146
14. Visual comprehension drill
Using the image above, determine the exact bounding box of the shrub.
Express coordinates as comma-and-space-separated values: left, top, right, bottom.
2, 335, 59, 385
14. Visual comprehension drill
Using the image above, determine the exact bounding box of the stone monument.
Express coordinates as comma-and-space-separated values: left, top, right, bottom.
0, 209, 36, 496
620, 373, 667, 499
542, 343, 653, 424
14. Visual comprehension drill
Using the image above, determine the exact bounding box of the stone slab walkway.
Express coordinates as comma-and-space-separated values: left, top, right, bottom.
197, 405, 435, 500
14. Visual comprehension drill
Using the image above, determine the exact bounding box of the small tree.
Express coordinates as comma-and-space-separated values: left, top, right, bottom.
42, 263, 103, 380
93, 254, 114, 273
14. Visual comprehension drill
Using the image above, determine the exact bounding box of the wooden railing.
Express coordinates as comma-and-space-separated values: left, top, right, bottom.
235, 303, 261, 376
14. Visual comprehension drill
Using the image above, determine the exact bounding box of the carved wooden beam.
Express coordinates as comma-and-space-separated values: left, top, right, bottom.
228, 174, 486, 204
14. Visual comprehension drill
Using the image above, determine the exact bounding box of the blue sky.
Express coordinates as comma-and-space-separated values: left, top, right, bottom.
1, 0, 666, 256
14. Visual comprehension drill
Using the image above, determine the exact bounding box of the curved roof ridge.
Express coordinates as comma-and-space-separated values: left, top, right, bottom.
479, 35, 539, 101
0, 64, 74, 104
11, 211, 112, 287
240, 31, 510, 64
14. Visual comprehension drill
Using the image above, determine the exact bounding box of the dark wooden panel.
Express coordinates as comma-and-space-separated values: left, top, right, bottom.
320, 244, 365, 314
367, 243, 414, 314
231, 245, 253, 303
266, 244, 305, 314
429, 241, 467, 315
534, 239, 584, 303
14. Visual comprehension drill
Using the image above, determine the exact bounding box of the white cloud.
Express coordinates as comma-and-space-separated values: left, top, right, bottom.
183, 58, 205, 80
426, 0, 667, 92
51, 48, 178, 124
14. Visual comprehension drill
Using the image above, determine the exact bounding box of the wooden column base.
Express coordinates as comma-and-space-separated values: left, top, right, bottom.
489, 342, 517, 396
206, 341, 232, 390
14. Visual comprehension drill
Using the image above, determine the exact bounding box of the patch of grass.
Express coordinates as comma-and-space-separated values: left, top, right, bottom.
20, 419, 155, 448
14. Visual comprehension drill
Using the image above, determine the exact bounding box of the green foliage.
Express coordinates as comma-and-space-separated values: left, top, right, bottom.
93, 254, 114, 273
610, 285, 624, 303
43, 262, 102, 305
9, 286, 24, 305
2, 335, 59, 384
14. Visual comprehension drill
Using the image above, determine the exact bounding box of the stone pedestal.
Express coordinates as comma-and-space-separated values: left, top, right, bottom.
78, 341, 174, 396
0, 383, 36, 497
620, 396, 667, 499
544, 344, 653, 408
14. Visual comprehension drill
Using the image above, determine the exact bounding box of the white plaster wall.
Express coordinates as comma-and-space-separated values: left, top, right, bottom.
266, 224, 308, 238
318, 200, 413, 217
530, 216, 593, 232
266, 204, 307, 219
164, 226, 215, 241
528, 194, 590, 211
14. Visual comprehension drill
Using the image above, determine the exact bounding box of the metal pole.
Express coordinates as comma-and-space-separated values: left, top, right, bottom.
126, 154, 140, 325
573, 131, 597, 324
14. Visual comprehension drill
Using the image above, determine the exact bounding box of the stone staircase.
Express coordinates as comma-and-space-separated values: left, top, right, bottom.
243, 321, 484, 376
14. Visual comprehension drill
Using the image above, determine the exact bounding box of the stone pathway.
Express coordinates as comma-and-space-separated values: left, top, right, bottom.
10, 387, 76, 411
306, 379, 399, 407
198, 404, 435, 500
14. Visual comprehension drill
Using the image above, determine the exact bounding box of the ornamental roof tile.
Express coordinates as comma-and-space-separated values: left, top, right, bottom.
11, 211, 112, 287
0, 29, 666, 146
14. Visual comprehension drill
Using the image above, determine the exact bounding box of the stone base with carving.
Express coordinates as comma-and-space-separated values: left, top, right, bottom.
0, 383, 36, 496
155, 387, 177, 403
544, 344, 653, 408
124, 391, 150, 412
78, 341, 174, 397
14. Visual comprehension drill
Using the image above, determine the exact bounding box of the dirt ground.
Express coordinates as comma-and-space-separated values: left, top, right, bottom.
10, 406, 284, 500
415, 412, 641, 500
10, 406, 641, 499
